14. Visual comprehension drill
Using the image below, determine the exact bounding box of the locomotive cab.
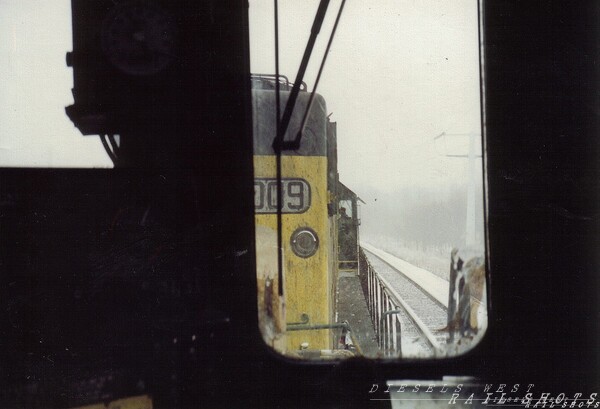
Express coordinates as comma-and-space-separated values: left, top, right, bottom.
252, 79, 342, 356
251, 73, 369, 358
336, 182, 363, 274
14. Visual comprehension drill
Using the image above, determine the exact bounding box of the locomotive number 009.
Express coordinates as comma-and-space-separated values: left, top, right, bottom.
254, 178, 311, 214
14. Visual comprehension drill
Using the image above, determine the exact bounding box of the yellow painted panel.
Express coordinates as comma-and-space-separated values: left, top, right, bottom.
254, 155, 333, 352
72, 404, 106, 409
255, 224, 286, 352
71, 395, 152, 409
108, 395, 153, 409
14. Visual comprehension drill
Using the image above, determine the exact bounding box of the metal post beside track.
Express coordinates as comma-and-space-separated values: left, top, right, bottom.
360, 247, 403, 358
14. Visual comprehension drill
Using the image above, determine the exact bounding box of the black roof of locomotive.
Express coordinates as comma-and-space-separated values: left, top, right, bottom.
251, 88, 328, 157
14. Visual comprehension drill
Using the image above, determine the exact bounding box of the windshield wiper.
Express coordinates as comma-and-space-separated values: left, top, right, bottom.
291, 0, 346, 150
272, 0, 331, 152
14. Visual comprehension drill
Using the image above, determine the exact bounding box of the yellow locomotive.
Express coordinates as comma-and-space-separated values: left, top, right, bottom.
252, 76, 359, 356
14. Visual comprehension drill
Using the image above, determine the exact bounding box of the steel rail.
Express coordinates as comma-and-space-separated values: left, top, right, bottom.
373, 265, 444, 356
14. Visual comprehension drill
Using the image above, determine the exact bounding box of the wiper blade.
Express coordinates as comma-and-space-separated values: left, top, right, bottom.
292, 0, 346, 149
272, 0, 331, 152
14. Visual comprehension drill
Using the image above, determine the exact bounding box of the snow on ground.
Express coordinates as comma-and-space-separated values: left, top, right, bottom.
362, 243, 449, 308
362, 236, 453, 280
362, 242, 489, 357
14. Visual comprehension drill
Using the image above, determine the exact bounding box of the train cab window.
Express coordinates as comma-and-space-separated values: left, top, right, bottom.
339, 200, 353, 218
249, 0, 488, 360
0, 1, 112, 168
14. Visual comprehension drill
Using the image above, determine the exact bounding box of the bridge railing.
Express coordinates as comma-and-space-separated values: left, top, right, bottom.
359, 248, 402, 358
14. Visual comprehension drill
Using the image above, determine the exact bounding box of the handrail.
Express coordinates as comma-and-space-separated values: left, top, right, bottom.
360, 248, 402, 358
250, 73, 308, 91
286, 320, 362, 355
360, 247, 445, 357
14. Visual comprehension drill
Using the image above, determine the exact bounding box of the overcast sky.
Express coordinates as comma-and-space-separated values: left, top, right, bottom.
0, 0, 484, 208
0, 0, 111, 167
249, 0, 483, 195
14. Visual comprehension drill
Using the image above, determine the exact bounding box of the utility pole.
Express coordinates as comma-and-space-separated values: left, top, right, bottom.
434, 132, 482, 250
465, 132, 477, 249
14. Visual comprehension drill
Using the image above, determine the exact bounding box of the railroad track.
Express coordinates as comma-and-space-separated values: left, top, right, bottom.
362, 246, 449, 358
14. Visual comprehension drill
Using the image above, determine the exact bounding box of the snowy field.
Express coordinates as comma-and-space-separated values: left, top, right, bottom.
362, 236, 453, 280
362, 243, 449, 308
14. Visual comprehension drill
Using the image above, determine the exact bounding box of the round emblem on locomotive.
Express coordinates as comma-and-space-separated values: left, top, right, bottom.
290, 227, 319, 258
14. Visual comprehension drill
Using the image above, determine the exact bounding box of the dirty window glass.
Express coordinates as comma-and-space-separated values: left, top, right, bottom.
0, 0, 111, 168
250, 0, 487, 359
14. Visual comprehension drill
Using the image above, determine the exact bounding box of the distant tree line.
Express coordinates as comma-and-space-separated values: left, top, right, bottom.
358, 183, 485, 252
